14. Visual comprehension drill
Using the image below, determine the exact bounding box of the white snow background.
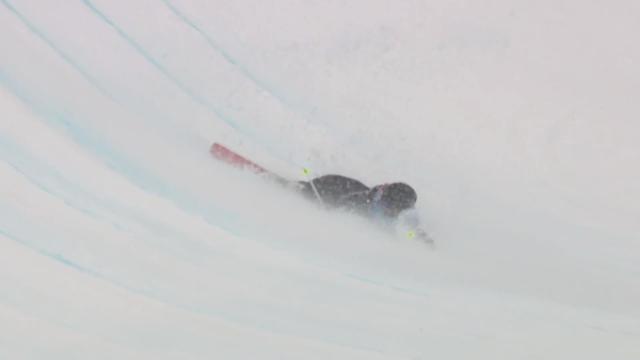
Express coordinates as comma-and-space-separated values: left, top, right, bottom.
1, 0, 639, 359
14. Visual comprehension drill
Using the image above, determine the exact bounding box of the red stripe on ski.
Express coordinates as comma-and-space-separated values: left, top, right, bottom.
210, 143, 268, 174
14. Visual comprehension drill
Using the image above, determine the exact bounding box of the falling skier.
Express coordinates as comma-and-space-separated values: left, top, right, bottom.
294, 175, 431, 242
211, 143, 433, 244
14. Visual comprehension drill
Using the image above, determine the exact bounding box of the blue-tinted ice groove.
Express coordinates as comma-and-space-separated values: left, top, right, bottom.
81, 0, 312, 170
0, 0, 284, 238
1, 0, 116, 103
0, 137, 223, 261
0, 224, 393, 356
81, 0, 245, 134
0, 69, 254, 240
160, 0, 300, 113
160, 0, 358, 152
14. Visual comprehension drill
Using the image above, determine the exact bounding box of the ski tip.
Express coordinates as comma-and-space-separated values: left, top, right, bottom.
210, 142, 225, 153
209, 142, 268, 174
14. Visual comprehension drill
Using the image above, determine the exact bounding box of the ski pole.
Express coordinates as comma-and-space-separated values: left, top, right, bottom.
303, 167, 325, 208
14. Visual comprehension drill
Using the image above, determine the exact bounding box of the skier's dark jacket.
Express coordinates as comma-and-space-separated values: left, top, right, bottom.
297, 175, 417, 219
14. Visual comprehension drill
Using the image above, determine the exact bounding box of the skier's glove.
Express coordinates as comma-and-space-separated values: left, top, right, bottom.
407, 228, 435, 246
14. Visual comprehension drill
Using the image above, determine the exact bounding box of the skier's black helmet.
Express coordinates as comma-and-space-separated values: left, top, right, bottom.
371, 182, 417, 217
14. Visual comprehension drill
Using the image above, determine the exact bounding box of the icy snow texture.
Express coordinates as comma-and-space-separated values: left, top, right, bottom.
1, 0, 639, 359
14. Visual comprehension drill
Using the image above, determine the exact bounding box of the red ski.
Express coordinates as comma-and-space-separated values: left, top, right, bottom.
210, 142, 270, 174
211, 142, 310, 195
210, 142, 294, 186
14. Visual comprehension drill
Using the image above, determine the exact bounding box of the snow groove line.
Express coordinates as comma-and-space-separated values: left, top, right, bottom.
0, 68, 239, 233
0, 229, 219, 347
0, 227, 395, 358
1, 0, 115, 103
0, 73, 167, 201
0, 69, 265, 248
0, 225, 222, 333
160, 0, 299, 114
0, 136, 196, 258
160, 0, 355, 156
0, 142, 131, 238
0, 76, 304, 259
0, 229, 104, 280
1, 0, 195, 139
0, 93, 248, 255
82, 0, 310, 171
0, 231, 134, 349
81, 0, 245, 133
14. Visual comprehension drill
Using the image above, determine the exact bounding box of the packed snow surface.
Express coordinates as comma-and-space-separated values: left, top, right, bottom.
1, 0, 639, 359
